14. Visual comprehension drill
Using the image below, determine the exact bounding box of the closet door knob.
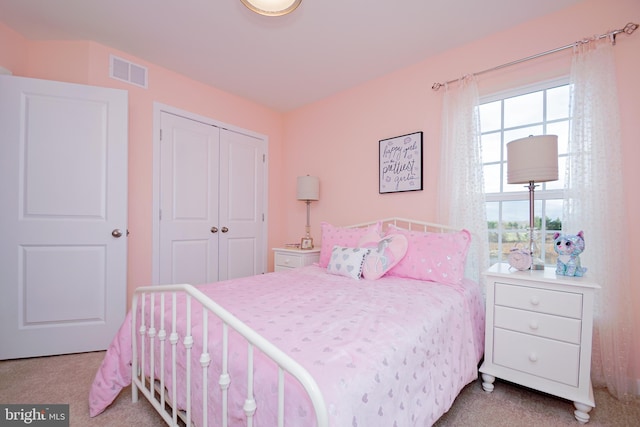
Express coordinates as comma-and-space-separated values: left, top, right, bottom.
221, 227, 229, 233
112, 229, 123, 238
211, 227, 218, 233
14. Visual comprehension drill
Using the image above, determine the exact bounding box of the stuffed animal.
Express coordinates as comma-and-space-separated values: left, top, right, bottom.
553, 231, 587, 277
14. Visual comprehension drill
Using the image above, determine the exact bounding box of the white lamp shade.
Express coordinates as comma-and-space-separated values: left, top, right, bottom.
507, 135, 559, 184
297, 175, 319, 201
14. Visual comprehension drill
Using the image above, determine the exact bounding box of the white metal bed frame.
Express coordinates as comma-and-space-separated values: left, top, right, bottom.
130, 218, 476, 427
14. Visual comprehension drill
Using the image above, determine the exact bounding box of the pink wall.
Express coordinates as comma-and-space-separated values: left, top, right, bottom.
0, 24, 26, 74
283, 0, 640, 380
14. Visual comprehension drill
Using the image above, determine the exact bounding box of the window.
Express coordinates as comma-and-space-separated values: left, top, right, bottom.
480, 79, 570, 266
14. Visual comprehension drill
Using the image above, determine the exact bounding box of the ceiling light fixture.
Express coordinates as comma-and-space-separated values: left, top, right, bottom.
240, 0, 302, 16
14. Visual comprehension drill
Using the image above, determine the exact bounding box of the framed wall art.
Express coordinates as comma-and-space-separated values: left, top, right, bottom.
379, 131, 423, 194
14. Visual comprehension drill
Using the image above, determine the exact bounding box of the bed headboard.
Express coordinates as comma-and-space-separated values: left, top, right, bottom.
348, 217, 461, 234
346, 217, 482, 283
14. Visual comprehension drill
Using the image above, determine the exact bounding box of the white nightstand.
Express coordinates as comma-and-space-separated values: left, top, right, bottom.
272, 248, 320, 272
479, 263, 600, 424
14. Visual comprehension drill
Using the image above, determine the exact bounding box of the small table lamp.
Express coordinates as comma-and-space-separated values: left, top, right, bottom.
297, 175, 319, 249
507, 135, 558, 270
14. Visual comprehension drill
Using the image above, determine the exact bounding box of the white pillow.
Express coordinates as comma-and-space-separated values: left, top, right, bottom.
326, 246, 370, 280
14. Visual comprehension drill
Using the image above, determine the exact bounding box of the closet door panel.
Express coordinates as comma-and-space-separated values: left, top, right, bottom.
159, 112, 220, 285
218, 129, 265, 280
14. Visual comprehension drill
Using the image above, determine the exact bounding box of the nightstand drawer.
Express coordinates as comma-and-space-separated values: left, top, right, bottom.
494, 306, 582, 344
494, 328, 580, 386
275, 252, 304, 268
495, 282, 583, 318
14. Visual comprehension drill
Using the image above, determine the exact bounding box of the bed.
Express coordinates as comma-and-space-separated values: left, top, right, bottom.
89, 218, 485, 426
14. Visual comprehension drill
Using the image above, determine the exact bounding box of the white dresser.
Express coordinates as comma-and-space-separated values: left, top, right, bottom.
272, 248, 320, 272
479, 263, 600, 424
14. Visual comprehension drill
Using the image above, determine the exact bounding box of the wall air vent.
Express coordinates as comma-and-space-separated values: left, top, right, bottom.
109, 55, 148, 88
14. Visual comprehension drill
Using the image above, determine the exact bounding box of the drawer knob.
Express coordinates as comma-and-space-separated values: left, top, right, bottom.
528, 353, 538, 363
530, 296, 540, 306
529, 321, 539, 330
284, 258, 290, 264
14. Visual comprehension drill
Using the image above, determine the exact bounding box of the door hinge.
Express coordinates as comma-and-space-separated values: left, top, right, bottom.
159, 129, 163, 140
159, 209, 162, 220
262, 213, 264, 222
263, 154, 265, 162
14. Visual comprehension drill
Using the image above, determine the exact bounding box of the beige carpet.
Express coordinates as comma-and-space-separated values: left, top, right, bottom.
1, 351, 638, 426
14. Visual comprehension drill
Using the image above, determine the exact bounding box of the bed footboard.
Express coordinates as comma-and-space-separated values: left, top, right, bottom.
131, 284, 329, 427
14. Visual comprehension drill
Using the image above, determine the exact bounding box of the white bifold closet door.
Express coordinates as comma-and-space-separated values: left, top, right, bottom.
158, 111, 266, 285
0, 75, 128, 360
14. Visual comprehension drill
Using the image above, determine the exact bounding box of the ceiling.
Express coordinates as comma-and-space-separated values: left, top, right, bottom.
0, 0, 585, 112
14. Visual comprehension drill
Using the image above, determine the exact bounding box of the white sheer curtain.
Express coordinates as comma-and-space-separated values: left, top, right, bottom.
438, 76, 490, 282
564, 37, 634, 399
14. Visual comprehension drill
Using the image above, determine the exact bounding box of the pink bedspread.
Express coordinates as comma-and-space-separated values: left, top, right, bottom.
89, 265, 484, 426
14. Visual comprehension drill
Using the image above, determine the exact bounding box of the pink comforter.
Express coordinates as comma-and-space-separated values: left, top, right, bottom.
89, 265, 484, 426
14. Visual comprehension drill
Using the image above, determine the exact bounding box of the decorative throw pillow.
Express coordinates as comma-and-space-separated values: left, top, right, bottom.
358, 233, 409, 280
326, 246, 370, 280
318, 221, 381, 268
385, 225, 471, 285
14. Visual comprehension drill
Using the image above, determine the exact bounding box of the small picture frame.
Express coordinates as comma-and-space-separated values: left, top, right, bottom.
300, 237, 314, 250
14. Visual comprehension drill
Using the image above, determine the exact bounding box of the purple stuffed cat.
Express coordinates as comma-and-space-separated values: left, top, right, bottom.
553, 231, 587, 277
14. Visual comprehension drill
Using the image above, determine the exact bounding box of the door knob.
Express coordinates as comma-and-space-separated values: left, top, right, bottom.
112, 229, 123, 238
211, 227, 218, 233
221, 227, 229, 233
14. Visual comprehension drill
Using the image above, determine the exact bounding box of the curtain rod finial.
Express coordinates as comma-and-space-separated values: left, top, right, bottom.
432, 82, 443, 91
624, 22, 638, 35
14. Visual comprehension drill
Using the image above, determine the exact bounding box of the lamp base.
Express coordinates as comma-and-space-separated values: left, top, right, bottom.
531, 256, 545, 270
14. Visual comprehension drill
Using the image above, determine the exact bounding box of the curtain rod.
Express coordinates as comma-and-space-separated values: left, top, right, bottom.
431, 22, 638, 91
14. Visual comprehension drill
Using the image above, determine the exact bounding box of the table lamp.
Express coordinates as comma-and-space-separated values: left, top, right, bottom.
507, 135, 558, 270
296, 175, 319, 249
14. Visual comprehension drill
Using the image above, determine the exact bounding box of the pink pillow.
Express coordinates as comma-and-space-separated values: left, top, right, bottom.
358, 233, 408, 280
385, 225, 471, 285
318, 222, 381, 268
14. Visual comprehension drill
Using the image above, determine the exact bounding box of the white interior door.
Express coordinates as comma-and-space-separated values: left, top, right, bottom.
159, 112, 220, 285
0, 75, 128, 360
219, 128, 265, 280
157, 111, 266, 285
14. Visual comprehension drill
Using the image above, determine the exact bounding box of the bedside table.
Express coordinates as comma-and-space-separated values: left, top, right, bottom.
479, 263, 600, 424
272, 248, 320, 272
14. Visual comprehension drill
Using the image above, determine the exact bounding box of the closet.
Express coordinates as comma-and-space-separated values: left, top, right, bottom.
156, 110, 267, 285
